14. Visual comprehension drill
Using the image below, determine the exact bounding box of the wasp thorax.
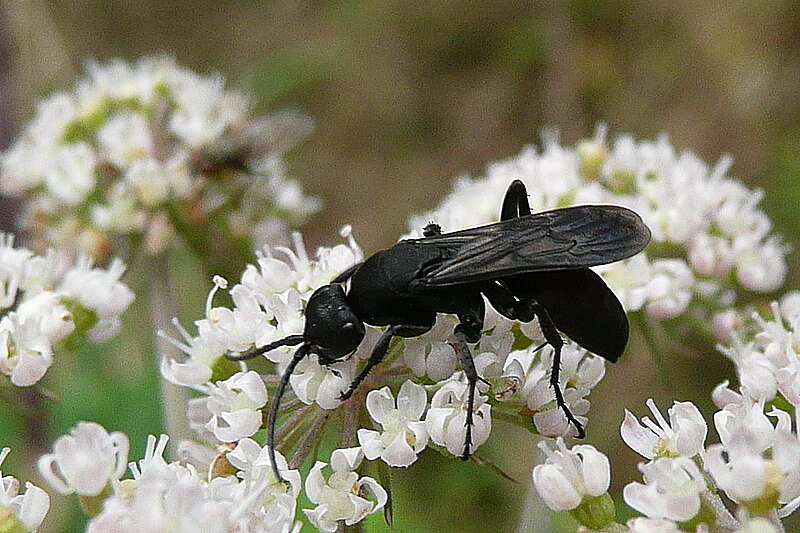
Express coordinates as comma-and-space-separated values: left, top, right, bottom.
304, 284, 365, 363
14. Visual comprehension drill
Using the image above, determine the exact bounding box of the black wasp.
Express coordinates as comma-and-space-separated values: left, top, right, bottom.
229, 179, 651, 482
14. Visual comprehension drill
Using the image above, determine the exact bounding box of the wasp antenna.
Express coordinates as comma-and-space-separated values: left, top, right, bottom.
268, 343, 311, 484
225, 334, 305, 361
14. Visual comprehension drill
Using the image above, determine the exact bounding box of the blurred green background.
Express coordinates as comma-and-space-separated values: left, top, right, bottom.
0, 1, 799, 531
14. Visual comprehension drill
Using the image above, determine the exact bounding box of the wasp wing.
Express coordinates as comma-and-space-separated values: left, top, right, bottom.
504, 269, 628, 362
413, 204, 650, 287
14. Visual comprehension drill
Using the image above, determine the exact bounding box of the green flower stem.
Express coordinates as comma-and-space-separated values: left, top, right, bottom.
632, 313, 673, 390
766, 509, 787, 533
490, 406, 538, 434
287, 413, 329, 471
78, 484, 112, 517
570, 493, 616, 530
700, 489, 739, 531
341, 392, 362, 449
0, 505, 26, 533
274, 405, 315, 448
149, 251, 191, 459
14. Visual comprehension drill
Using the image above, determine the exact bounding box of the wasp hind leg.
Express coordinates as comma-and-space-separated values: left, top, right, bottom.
528, 301, 586, 439
483, 281, 586, 439
453, 306, 485, 459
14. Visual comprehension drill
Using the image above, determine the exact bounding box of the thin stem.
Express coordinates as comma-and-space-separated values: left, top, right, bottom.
633, 313, 673, 391
288, 414, 329, 470
341, 390, 363, 449
148, 251, 191, 458
339, 522, 365, 533
491, 406, 537, 434
700, 490, 739, 532
274, 404, 315, 445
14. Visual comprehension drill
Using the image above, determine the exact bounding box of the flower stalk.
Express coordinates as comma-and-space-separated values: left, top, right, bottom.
148, 251, 190, 457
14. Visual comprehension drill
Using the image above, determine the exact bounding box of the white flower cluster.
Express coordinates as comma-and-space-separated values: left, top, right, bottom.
535, 393, 800, 531
38, 422, 389, 533
0, 234, 133, 386
164, 223, 609, 462
161, 227, 364, 398
1, 56, 320, 258
0, 447, 49, 533
408, 127, 787, 322
715, 292, 800, 408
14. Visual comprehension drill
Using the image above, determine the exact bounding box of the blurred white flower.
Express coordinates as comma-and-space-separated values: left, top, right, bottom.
200, 371, 268, 443
621, 399, 707, 459
303, 447, 387, 532
97, 112, 153, 169
44, 142, 97, 206
38, 421, 129, 496
227, 438, 302, 532
626, 517, 697, 533
357, 380, 429, 467
0, 314, 54, 387
734, 518, 778, 533
425, 380, 491, 456
2, 56, 319, 258
532, 438, 610, 512
644, 259, 694, 319
0, 448, 50, 533
623, 457, 705, 522
290, 355, 353, 410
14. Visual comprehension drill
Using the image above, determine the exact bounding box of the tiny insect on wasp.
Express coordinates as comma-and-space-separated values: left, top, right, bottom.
228, 179, 651, 483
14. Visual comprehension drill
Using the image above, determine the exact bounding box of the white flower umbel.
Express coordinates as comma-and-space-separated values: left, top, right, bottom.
85, 433, 236, 532
623, 457, 706, 522
226, 438, 302, 533
200, 371, 268, 443
303, 447, 387, 533
161, 229, 363, 391
425, 380, 492, 456
0, 234, 134, 386
406, 128, 787, 326
357, 380, 429, 467
1, 56, 320, 258
0, 447, 50, 533
621, 398, 707, 459
718, 300, 800, 408
705, 405, 800, 517
38, 421, 129, 497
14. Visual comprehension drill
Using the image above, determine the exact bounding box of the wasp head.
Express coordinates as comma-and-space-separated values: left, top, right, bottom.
304, 284, 365, 364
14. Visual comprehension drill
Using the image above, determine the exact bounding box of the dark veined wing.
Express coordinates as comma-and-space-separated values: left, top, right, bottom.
412, 204, 651, 287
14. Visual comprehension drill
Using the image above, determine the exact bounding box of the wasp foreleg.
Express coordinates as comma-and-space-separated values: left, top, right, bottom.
338, 324, 429, 402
